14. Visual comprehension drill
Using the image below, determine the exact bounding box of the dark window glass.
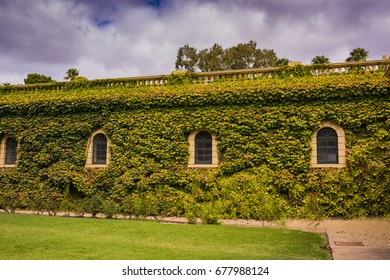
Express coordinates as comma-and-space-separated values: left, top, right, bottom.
317, 128, 338, 164
195, 131, 212, 164
5, 138, 18, 164
93, 134, 107, 164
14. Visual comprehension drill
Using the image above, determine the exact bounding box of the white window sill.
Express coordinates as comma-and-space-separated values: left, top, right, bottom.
312, 163, 346, 168
188, 164, 218, 168
0, 164, 17, 168
85, 164, 109, 168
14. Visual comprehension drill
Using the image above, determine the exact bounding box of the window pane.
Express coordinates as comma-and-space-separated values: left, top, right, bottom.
5, 138, 18, 164
328, 154, 337, 162
317, 128, 338, 164
328, 140, 337, 146
195, 131, 212, 164
93, 134, 107, 164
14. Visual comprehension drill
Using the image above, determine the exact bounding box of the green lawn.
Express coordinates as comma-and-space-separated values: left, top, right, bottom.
0, 213, 331, 260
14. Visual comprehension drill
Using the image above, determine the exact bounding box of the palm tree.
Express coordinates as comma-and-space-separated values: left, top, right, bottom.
346, 47, 369, 62
64, 68, 79, 81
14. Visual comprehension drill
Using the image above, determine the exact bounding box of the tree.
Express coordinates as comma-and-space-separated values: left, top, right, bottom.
175, 41, 280, 72
64, 68, 79, 81
346, 47, 369, 62
253, 49, 278, 68
276, 58, 289, 66
311, 55, 330, 65
223, 40, 258, 70
198, 43, 225, 72
225, 41, 278, 69
175, 44, 198, 72
24, 73, 55, 84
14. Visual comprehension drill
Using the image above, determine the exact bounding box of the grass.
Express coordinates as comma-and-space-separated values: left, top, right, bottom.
0, 213, 331, 260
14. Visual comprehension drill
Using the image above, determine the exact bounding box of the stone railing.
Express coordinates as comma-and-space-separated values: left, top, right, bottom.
186, 59, 390, 83
1, 75, 170, 93
193, 67, 280, 84
2, 59, 390, 93
310, 59, 390, 76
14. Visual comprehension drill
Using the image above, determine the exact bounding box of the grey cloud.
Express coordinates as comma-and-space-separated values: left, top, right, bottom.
0, 0, 87, 64
0, 0, 389, 84
184, 0, 390, 26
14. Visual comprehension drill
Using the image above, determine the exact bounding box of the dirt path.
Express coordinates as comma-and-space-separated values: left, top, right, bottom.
221, 218, 390, 248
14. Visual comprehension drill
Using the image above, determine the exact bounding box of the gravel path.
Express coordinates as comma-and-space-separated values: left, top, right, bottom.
221, 218, 390, 248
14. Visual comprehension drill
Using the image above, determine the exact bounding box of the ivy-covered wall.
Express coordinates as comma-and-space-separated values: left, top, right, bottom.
0, 71, 389, 219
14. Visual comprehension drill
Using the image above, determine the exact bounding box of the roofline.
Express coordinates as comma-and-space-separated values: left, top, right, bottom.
2, 59, 390, 92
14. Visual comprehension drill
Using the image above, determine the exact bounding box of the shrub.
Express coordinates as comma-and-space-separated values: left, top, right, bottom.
199, 202, 221, 225
85, 195, 104, 218
70, 198, 87, 218
184, 210, 198, 224
102, 200, 119, 219
0, 192, 22, 213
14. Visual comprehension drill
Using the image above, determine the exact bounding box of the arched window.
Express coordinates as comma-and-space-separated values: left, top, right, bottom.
195, 131, 212, 164
0, 136, 18, 167
85, 129, 110, 168
188, 130, 218, 167
5, 138, 18, 165
93, 133, 107, 164
317, 128, 338, 164
311, 121, 346, 168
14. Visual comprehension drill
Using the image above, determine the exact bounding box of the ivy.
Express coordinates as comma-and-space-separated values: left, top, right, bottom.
0, 73, 389, 219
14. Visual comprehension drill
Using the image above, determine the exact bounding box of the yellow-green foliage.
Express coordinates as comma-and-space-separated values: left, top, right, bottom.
0, 72, 389, 219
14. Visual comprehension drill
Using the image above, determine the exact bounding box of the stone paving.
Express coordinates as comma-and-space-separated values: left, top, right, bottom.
327, 230, 390, 260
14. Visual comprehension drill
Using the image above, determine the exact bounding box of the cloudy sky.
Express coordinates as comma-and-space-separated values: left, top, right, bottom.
1, 0, 389, 84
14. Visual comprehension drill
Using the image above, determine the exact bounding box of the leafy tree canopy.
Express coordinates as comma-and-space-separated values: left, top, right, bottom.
198, 43, 225, 72
276, 58, 290, 67
311, 55, 330, 65
175, 41, 281, 72
24, 73, 55, 84
346, 47, 369, 62
64, 68, 80, 81
175, 45, 198, 72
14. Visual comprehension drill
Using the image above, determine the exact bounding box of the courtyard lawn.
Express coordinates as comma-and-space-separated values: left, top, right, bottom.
0, 213, 331, 260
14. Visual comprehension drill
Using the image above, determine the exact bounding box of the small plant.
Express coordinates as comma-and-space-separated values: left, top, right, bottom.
184, 210, 198, 224
199, 203, 220, 225
0, 193, 22, 213
28, 195, 46, 215
60, 196, 73, 217
45, 195, 62, 216
121, 197, 136, 219
149, 191, 171, 221
102, 200, 119, 219
86, 195, 104, 218
71, 198, 87, 218
133, 197, 150, 220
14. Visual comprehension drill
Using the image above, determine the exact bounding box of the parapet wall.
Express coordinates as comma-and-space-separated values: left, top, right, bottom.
1, 59, 389, 93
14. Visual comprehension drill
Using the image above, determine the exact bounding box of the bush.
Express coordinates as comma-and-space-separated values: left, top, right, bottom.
199, 203, 220, 225
102, 200, 119, 219
85, 195, 104, 218
70, 198, 87, 218
184, 210, 198, 224
0, 192, 22, 213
